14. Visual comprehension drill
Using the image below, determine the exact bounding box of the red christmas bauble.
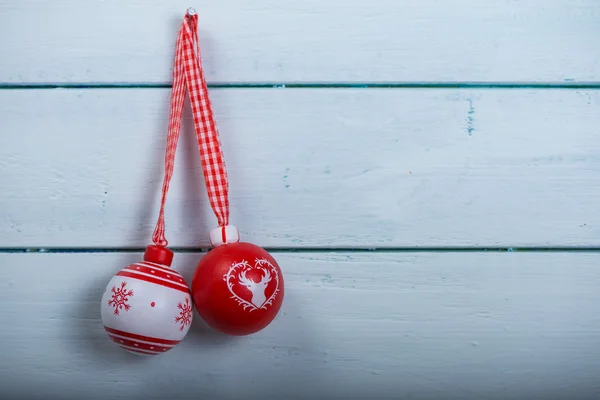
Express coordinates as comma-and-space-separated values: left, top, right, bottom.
191, 241, 284, 336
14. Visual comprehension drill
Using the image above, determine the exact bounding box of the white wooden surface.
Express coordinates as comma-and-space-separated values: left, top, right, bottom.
1, 0, 599, 398
1, 0, 599, 83
1, 252, 599, 399
2, 89, 600, 248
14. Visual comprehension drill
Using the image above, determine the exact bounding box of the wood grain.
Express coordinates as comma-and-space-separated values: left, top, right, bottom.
2, 88, 599, 248
0, 251, 598, 399
1, 0, 599, 84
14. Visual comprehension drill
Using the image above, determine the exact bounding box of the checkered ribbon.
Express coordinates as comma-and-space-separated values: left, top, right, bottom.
152, 9, 229, 247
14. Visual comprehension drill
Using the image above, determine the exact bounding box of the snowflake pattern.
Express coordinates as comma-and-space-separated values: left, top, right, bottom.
175, 298, 193, 331
107, 281, 134, 315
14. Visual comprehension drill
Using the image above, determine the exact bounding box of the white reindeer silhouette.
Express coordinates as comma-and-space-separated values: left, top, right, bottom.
238, 268, 272, 307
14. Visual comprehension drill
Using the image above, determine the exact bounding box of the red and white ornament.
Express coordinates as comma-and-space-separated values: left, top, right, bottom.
100, 10, 199, 354
192, 227, 284, 336
175, 10, 285, 336
101, 245, 193, 355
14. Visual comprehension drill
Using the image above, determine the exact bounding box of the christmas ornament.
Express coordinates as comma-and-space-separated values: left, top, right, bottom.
100, 16, 195, 354
173, 9, 284, 335
193, 241, 284, 336
100, 246, 193, 355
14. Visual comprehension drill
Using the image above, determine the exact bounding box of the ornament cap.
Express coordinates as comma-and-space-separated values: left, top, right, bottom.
144, 245, 174, 267
209, 225, 240, 247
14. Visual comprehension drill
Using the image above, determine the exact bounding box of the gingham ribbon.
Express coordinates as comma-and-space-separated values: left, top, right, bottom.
152, 9, 229, 247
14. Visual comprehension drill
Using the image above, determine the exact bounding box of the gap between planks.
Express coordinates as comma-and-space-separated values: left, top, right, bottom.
3, 247, 600, 254
2, 82, 600, 90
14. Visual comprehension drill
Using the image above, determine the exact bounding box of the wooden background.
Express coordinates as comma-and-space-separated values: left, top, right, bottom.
1, 1, 599, 399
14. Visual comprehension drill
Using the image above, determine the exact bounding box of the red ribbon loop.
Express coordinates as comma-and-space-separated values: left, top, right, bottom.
152, 11, 230, 247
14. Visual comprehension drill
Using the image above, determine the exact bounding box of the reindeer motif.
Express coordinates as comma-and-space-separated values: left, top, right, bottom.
238, 268, 272, 308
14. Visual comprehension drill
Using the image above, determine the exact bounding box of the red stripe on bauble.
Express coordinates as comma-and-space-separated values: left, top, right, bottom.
137, 261, 177, 274
108, 334, 173, 353
126, 263, 186, 285
104, 326, 181, 346
119, 344, 161, 355
116, 270, 190, 294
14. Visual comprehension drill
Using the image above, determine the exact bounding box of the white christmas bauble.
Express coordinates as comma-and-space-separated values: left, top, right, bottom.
100, 245, 193, 356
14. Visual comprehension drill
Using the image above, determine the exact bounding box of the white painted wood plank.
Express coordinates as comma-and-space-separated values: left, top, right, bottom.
2, 88, 600, 248
0, 251, 599, 399
1, 0, 599, 83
